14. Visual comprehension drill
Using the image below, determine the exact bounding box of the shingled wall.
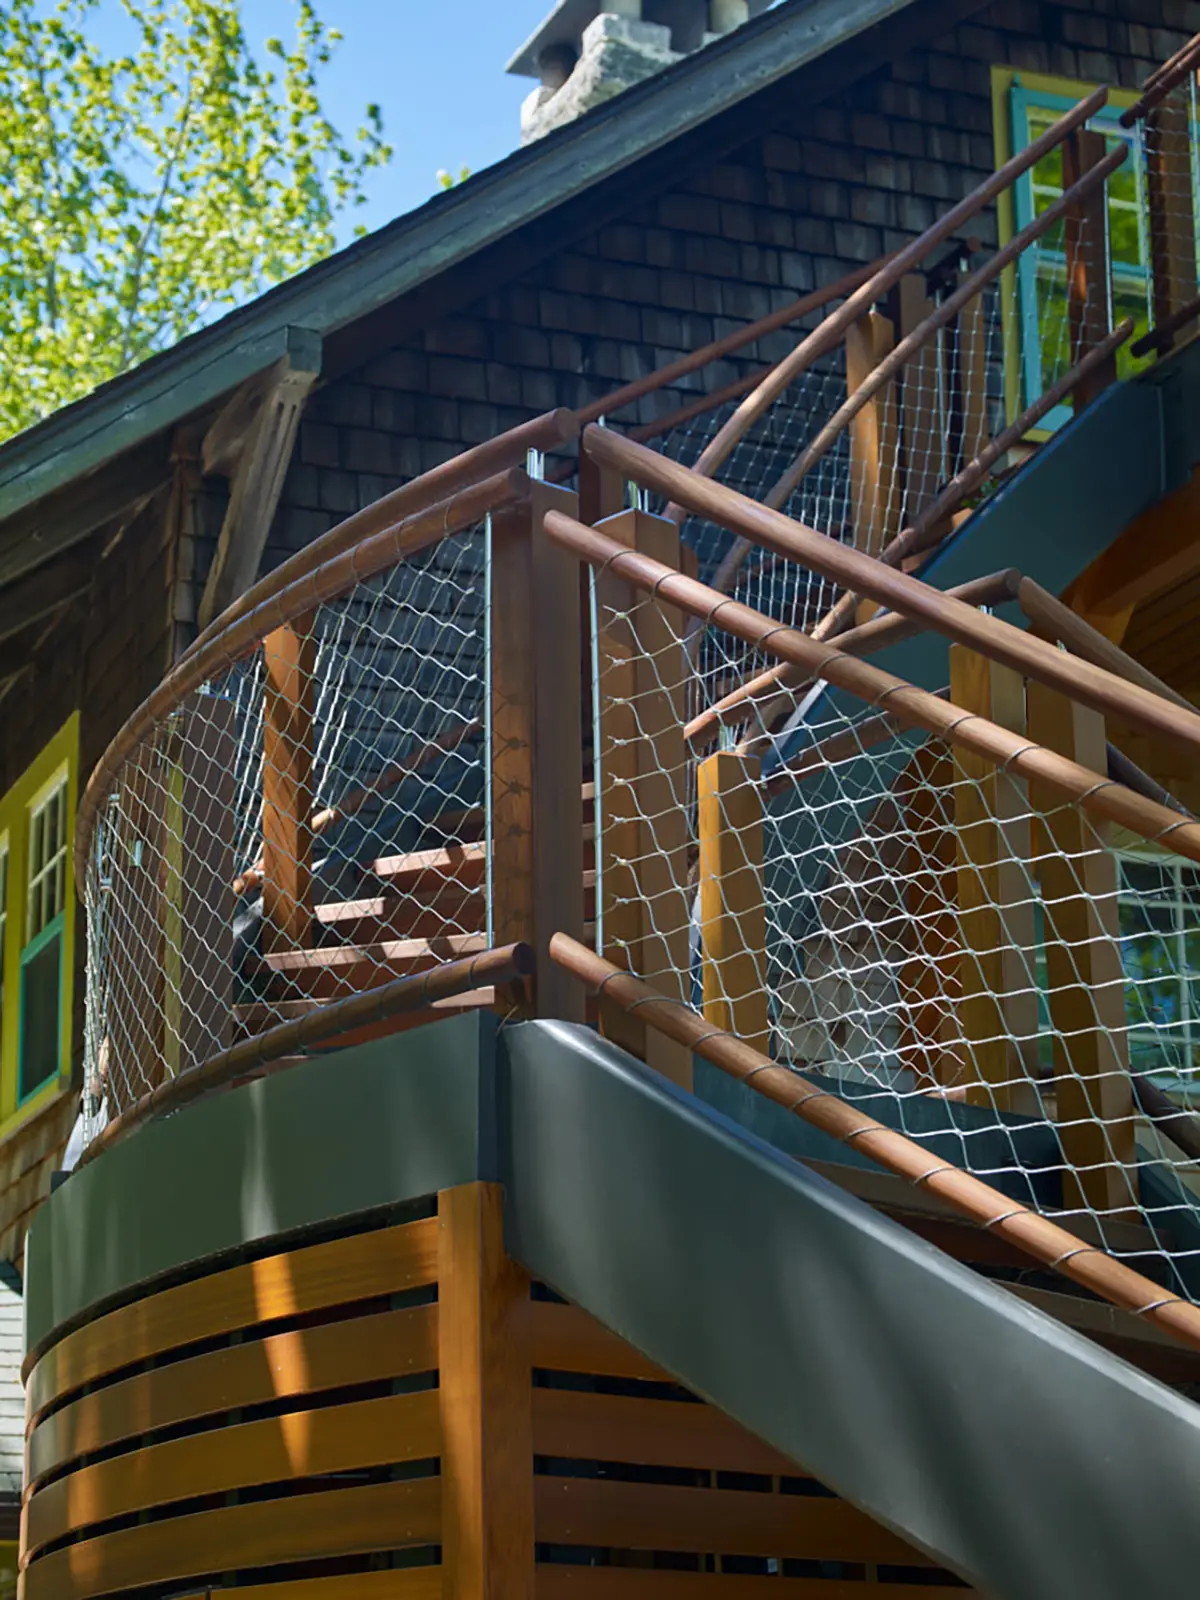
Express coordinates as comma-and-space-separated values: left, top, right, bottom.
254, 0, 1200, 583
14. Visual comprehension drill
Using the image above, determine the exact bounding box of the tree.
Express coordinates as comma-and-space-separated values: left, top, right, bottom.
0, 0, 391, 440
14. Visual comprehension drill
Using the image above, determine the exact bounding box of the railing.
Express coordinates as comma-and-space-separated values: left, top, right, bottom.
70, 62, 1200, 1350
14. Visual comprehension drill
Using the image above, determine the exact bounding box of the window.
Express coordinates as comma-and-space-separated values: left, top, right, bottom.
1118, 856, 1200, 1090
19, 775, 69, 1101
0, 717, 78, 1127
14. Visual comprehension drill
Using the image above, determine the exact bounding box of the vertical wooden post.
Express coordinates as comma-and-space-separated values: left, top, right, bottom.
491, 482, 585, 1021
437, 1182, 534, 1600
594, 508, 692, 1087
956, 293, 990, 467
262, 617, 315, 955
895, 746, 965, 1090
698, 751, 769, 1052
1026, 682, 1137, 1216
579, 449, 627, 528
1146, 99, 1198, 350
845, 311, 901, 562
163, 698, 236, 1077
1063, 128, 1115, 410
949, 646, 1041, 1115
898, 274, 944, 519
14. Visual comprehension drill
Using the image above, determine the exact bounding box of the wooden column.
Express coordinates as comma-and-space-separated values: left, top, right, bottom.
594, 508, 692, 1087
1026, 681, 1138, 1216
1063, 128, 1115, 410
895, 746, 965, 1090
1146, 98, 1198, 350
262, 616, 315, 955
163, 698, 236, 1077
898, 274, 943, 520
437, 1182, 534, 1600
955, 292, 990, 468
949, 646, 1041, 1115
697, 751, 769, 1052
491, 482, 585, 1021
845, 310, 901, 562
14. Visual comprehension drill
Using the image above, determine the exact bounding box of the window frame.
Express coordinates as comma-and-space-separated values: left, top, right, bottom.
1116, 852, 1200, 1097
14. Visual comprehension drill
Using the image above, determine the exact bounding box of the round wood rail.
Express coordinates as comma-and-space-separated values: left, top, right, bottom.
548, 933, 1200, 1357
72, 463, 527, 895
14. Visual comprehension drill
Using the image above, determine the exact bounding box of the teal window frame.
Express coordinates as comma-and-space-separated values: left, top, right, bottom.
17, 912, 63, 1104
1010, 79, 1150, 434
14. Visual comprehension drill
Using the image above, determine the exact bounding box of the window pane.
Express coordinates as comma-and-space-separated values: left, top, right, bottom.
19, 926, 61, 1099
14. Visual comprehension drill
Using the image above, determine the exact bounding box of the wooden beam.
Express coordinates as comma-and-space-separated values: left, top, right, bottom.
198, 350, 321, 630
1068, 464, 1200, 618
845, 310, 901, 559
1146, 99, 1198, 348
1063, 128, 1115, 410
897, 275, 942, 519
697, 751, 769, 1053
262, 616, 315, 955
1026, 680, 1137, 1217
437, 1182, 534, 1600
956, 291, 989, 467
490, 482, 585, 1021
949, 646, 1041, 1116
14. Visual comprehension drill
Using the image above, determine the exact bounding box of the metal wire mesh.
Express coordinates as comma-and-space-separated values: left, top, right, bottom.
81, 525, 490, 1135
591, 576, 1200, 1298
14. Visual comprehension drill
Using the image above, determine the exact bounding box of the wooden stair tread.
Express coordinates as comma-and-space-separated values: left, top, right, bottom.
266, 934, 487, 974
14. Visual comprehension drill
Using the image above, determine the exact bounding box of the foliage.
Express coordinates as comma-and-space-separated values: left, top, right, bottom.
0, 0, 391, 439
437, 165, 471, 190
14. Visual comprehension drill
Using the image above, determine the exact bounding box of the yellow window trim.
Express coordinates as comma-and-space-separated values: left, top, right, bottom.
0, 714, 80, 1139
990, 67, 1139, 435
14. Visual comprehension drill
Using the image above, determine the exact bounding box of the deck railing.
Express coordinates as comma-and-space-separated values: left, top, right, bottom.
70, 63, 1200, 1350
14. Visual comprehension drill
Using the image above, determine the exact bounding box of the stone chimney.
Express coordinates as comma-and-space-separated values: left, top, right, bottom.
507, 1, 770, 145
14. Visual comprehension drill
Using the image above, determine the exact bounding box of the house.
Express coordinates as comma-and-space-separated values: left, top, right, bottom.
8, 1, 1200, 1592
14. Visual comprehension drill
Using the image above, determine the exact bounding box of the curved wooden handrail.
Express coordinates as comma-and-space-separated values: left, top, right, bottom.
73, 466, 528, 894
766, 145, 1127, 513
580, 425, 1200, 767
544, 506, 1200, 863
665, 86, 1109, 518
548, 933, 1200, 1355
1120, 33, 1200, 126
76, 943, 535, 1169
184, 408, 577, 661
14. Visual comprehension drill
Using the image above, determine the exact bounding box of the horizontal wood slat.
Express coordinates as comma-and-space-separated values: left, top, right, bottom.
230, 1571, 442, 1600
536, 1570, 975, 1598
27, 1218, 438, 1422
528, 1301, 671, 1383
22, 1475, 441, 1600
535, 1479, 934, 1565
26, 1389, 440, 1559
28, 1303, 438, 1490
532, 1389, 801, 1478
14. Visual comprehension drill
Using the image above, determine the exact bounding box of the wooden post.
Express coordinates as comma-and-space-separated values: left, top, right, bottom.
895, 746, 965, 1090
163, 698, 236, 1077
949, 646, 1041, 1115
697, 751, 769, 1052
1026, 681, 1138, 1216
955, 293, 990, 468
1146, 99, 1199, 350
437, 1182, 534, 1600
1063, 128, 1115, 410
262, 617, 315, 955
898, 275, 944, 520
490, 482, 585, 1021
845, 311, 901, 562
593, 508, 693, 1087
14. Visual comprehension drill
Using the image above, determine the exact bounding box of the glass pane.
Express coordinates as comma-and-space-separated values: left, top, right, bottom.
19, 926, 61, 1099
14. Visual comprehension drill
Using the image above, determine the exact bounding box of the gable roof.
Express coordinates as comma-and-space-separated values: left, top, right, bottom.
0, 0, 935, 579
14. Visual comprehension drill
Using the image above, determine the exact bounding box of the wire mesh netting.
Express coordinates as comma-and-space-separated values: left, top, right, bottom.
81, 526, 492, 1140
591, 573, 1200, 1299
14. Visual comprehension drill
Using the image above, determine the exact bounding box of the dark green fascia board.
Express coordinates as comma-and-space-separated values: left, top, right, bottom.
0, 326, 322, 539
23, 1010, 497, 1358
0, 0, 920, 533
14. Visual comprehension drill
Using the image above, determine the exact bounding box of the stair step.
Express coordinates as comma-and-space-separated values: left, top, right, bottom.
264, 934, 488, 1000
370, 841, 486, 889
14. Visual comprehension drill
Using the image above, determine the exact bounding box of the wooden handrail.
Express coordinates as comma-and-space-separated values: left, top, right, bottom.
543, 507, 1200, 864
74, 467, 528, 895
185, 408, 577, 660
685, 569, 1022, 748
577, 257, 887, 426
1131, 291, 1200, 359
767, 145, 1127, 512
581, 425, 1200, 767
1121, 34, 1200, 126
547, 933, 1200, 1355
77, 942, 535, 1169
666, 86, 1109, 516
